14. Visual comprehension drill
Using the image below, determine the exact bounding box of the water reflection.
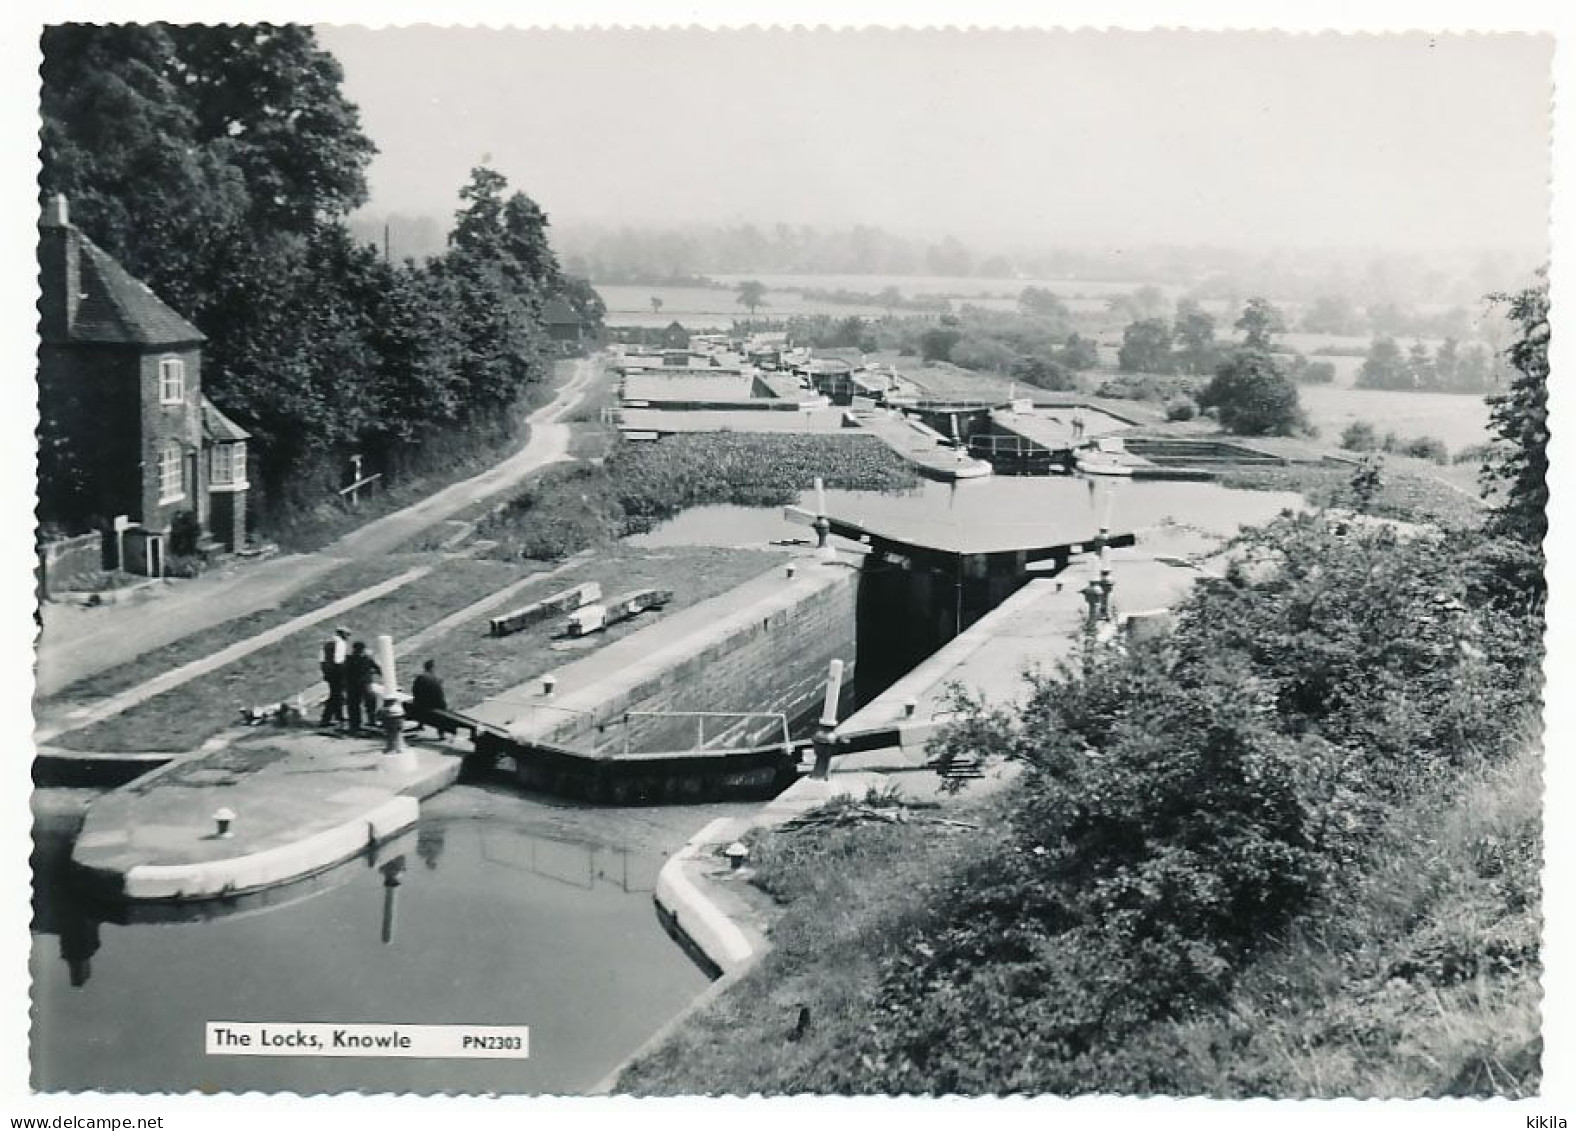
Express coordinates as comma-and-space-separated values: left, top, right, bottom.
30, 796, 711, 1094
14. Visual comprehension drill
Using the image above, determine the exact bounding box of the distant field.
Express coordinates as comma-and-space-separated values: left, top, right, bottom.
595, 274, 1173, 327
1297, 384, 1492, 452
596, 283, 891, 327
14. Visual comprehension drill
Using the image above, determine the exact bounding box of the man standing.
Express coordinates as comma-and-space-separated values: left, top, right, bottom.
344, 640, 382, 732
410, 659, 453, 738
319, 627, 350, 728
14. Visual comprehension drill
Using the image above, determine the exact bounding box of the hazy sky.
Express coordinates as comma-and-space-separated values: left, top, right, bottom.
316, 27, 1551, 254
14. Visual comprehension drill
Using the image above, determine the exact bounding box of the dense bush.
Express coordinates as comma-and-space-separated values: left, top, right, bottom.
1341, 421, 1379, 451
1399, 435, 1450, 464
1164, 398, 1198, 422
836, 513, 1538, 1092
482, 433, 918, 559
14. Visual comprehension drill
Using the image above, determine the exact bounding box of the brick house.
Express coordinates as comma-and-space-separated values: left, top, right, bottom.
37, 195, 249, 571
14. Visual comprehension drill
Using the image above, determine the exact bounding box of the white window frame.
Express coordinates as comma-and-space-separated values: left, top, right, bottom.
158, 442, 185, 503
210, 443, 248, 491
159, 357, 185, 405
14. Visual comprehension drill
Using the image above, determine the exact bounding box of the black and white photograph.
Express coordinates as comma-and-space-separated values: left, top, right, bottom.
7, 4, 1566, 1123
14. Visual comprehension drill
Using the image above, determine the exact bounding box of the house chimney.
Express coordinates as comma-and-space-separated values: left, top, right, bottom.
38, 194, 81, 339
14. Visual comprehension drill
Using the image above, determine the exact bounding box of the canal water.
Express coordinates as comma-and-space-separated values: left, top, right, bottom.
31, 785, 748, 1094
629, 477, 1306, 551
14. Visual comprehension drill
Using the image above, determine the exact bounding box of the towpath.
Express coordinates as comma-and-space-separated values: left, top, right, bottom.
34, 357, 597, 698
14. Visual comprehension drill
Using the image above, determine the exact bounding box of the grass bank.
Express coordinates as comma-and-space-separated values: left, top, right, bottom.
58, 557, 548, 752
40, 556, 418, 707
480, 432, 918, 561
56, 546, 783, 753
622, 742, 1539, 1098
402, 545, 782, 712
1221, 461, 1484, 528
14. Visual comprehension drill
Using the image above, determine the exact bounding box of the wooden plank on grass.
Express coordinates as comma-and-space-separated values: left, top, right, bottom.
489, 581, 602, 637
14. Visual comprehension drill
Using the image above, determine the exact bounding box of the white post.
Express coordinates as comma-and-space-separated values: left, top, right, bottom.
820, 658, 844, 729
812, 658, 845, 780
377, 634, 416, 770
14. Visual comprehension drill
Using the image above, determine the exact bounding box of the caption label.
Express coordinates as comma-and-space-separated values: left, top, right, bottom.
206, 1022, 530, 1059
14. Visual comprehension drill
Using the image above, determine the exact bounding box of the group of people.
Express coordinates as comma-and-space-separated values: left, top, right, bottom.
318, 627, 450, 737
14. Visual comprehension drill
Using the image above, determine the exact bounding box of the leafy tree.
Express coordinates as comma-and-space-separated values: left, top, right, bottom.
650, 295, 663, 315
1018, 286, 1070, 321
735, 279, 768, 316
1405, 340, 1435, 389
919, 326, 962, 364
1199, 349, 1302, 436
1116, 317, 1175, 374
1172, 299, 1218, 375
1458, 342, 1494, 391
1059, 333, 1100, 371
1481, 281, 1549, 561
1357, 335, 1408, 389
557, 275, 607, 334
1286, 355, 1335, 384
1433, 337, 1461, 390
1235, 298, 1286, 351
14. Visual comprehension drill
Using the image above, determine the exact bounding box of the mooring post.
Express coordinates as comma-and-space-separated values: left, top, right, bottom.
377, 634, 417, 771
813, 476, 835, 562
812, 658, 844, 780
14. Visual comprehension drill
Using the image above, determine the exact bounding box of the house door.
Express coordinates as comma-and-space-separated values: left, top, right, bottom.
187, 451, 207, 527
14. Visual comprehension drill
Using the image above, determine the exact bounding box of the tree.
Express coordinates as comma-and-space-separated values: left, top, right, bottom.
1235, 298, 1286, 351
877, 286, 903, 315
1018, 286, 1069, 321
1199, 350, 1303, 436
1482, 281, 1549, 556
1117, 317, 1175, 374
1357, 335, 1408, 389
1172, 299, 1218, 375
735, 279, 768, 316
919, 326, 962, 364
1405, 340, 1435, 390
1433, 337, 1461, 390
1059, 333, 1100, 371
650, 295, 663, 315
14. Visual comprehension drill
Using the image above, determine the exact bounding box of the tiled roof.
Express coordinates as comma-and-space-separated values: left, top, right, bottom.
201, 395, 250, 443
70, 235, 206, 346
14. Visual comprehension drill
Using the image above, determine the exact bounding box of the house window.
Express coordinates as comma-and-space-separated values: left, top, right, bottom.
158, 442, 184, 502
159, 357, 185, 404
210, 443, 247, 488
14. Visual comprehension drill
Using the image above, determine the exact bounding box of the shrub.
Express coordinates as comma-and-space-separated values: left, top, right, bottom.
919, 327, 962, 363
169, 509, 203, 556
1341, 421, 1379, 451
1454, 442, 1493, 466
1401, 435, 1450, 464
1164, 398, 1198, 422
